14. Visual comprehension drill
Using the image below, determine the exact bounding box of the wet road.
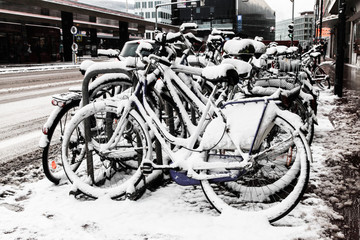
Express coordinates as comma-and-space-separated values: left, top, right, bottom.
319, 61, 360, 240
0, 68, 83, 164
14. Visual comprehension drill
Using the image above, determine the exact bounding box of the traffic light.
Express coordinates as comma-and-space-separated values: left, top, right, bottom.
288, 22, 294, 39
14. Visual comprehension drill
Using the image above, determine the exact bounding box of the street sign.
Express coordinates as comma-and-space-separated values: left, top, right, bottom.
237, 15, 242, 32
70, 26, 77, 35
71, 42, 78, 52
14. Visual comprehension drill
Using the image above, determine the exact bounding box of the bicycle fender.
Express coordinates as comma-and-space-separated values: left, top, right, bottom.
39, 107, 62, 148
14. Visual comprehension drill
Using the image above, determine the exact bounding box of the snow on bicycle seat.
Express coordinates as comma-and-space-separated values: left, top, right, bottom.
252, 40, 266, 56
286, 48, 294, 54
310, 52, 321, 58
68, 86, 82, 92
289, 46, 298, 52
275, 45, 288, 55
222, 58, 252, 78
223, 39, 255, 56
201, 63, 238, 85
79, 60, 95, 75
266, 46, 277, 56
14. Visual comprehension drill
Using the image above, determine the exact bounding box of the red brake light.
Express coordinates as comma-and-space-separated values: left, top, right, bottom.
51, 99, 57, 106
42, 126, 49, 135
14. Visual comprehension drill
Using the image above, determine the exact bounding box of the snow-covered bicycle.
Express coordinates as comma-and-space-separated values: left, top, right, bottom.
61, 51, 311, 222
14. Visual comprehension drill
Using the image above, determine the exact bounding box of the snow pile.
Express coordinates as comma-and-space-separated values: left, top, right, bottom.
0, 64, 78, 74
97, 49, 120, 57
0, 180, 315, 240
1, 87, 358, 239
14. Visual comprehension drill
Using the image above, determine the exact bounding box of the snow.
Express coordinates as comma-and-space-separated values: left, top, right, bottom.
222, 58, 252, 75
0, 64, 78, 75
0, 75, 351, 239
276, 45, 288, 55
201, 63, 235, 80
266, 46, 277, 55
97, 49, 120, 57
223, 39, 255, 55
179, 22, 198, 32
0, 179, 318, 240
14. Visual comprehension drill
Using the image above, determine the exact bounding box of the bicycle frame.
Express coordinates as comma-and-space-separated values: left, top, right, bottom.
92, 58, 292, 182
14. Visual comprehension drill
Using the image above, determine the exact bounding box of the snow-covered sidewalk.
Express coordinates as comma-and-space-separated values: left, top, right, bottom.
0, 89, 358, 240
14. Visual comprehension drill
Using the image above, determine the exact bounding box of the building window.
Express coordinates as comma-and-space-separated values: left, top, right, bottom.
149, 1, 153, 8
152, 12, 155, 18
142, 2, 147, 8
135, 2, 140, 8
146, 12, 150, 18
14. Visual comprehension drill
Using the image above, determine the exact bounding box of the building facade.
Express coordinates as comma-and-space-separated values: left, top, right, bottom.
171, 0, 275, 40
0, 0, 177, 63
134, 0, 172, 39
275, 11, 314, 49
317, 0, 360, 66
134, 0, 172, 24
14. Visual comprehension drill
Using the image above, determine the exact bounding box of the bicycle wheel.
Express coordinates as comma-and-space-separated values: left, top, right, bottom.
313, 66, 330, 89
287, 97, 314, 145
61, 100, 153, 199
42, 78, 133, 185
42, 100, 80, 184
201, 114, 311, 223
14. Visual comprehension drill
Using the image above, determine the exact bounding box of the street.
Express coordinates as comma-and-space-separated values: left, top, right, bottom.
0, 68, 82, 164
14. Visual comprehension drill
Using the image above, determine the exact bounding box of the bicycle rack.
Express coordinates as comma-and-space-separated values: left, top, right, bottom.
81, 62, 133, 181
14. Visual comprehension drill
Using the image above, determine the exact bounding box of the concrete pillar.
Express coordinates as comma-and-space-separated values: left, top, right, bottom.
90, 28, 97, 57
334, 0, 346, 97
119, 21, 129, 50
138, 25, 146, 37
61, 11, 74, 62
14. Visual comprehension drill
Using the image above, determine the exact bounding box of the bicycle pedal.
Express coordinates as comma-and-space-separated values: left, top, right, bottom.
140, 162, 154, 175
69, 189, 82, 197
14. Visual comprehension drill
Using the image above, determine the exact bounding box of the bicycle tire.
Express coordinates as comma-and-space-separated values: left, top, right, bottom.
288, 97, 314, 145
42, 100, 80, 184
61, 100, 153, 199
313, 66, 330, 89
200, 114, 311, 223
42, 78, 133, 184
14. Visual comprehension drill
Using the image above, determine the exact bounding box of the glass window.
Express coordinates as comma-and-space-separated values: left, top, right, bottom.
142, 2, 147, 8
146, 12, 150, 18
149, 1, 153, 8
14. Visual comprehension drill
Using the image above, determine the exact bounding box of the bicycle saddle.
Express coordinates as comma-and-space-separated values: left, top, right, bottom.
201, 63, 239, 85
310, 52, 321, 58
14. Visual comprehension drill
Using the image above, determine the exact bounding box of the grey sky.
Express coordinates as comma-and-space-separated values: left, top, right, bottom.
264, 0, 315, 21
119, 0, 316, 22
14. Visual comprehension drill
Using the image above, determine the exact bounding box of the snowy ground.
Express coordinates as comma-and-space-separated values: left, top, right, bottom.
0, 88, 359, 240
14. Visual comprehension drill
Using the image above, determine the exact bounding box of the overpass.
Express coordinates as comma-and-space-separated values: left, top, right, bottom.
0, 0, 179, 61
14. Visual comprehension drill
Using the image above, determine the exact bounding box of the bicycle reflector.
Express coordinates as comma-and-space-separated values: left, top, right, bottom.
51, 99, 65, 108
42, 126, 49, 135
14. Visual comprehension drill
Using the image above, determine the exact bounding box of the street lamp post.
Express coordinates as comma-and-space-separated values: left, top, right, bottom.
334, 0, 346, 97
319, 0, 323, 40
290, 0, 294, 46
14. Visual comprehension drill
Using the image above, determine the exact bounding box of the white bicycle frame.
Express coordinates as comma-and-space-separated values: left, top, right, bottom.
96, 56, 297, 181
